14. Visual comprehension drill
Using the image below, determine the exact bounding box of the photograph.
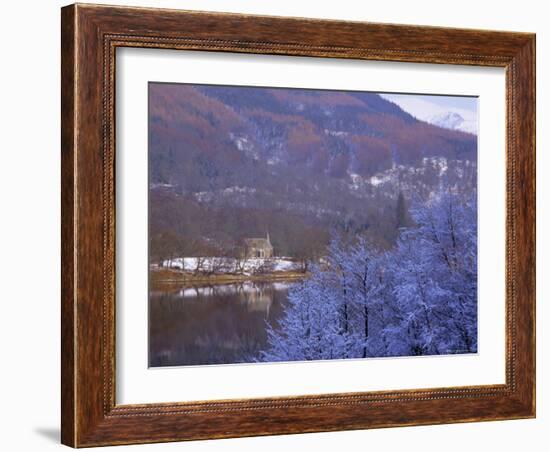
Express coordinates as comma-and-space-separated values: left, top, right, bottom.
148, 82, 479, 367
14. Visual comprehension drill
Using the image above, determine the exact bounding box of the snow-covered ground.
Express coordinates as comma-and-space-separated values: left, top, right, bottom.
159, 256, 303, 275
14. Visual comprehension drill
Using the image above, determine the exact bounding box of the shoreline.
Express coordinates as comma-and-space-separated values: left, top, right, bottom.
150, 268, 308, 289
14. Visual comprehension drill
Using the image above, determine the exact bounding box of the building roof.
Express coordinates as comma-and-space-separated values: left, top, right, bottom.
244, 238, 272, 248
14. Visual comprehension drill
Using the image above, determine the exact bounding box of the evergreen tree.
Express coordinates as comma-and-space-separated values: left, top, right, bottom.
395, 190, 408, 229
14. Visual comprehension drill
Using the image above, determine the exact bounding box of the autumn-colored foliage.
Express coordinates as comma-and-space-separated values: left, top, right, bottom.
148, 83, 477, 259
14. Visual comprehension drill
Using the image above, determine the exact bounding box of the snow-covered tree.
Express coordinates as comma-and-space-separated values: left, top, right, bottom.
259, 190, 477, 362
388, 192, 477, 355
261, 236, 384, 361
260, 264, 346, 362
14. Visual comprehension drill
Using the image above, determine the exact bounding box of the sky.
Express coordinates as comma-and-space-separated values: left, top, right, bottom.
380, 93, 478, 134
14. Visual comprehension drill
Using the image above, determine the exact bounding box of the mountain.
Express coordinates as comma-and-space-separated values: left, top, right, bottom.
149, 84, 477, 191
429, 111, 477, 135
148, 83, 477, 254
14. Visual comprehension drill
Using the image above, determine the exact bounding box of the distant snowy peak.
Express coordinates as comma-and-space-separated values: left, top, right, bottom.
429, 111, 477, 135
431, 112, 464, 129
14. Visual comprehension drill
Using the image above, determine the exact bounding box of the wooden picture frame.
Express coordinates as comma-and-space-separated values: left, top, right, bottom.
61, 3, 535, 447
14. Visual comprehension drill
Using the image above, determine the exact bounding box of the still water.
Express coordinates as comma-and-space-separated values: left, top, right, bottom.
149, 280, 297, 367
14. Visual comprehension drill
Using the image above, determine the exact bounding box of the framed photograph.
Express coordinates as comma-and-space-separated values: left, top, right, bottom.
61, 3, 535, 447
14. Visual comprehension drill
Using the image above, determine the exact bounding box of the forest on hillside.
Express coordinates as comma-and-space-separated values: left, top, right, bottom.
149, 83, 477, 265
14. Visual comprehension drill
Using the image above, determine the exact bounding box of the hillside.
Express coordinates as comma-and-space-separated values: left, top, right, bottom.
148, 83, 477, 260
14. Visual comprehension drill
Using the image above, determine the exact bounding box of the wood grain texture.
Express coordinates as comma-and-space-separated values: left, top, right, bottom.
60, 3, 536, 447
60, 5, 76, 446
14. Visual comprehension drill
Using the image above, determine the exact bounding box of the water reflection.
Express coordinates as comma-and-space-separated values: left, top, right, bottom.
149, 280, 297, 367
